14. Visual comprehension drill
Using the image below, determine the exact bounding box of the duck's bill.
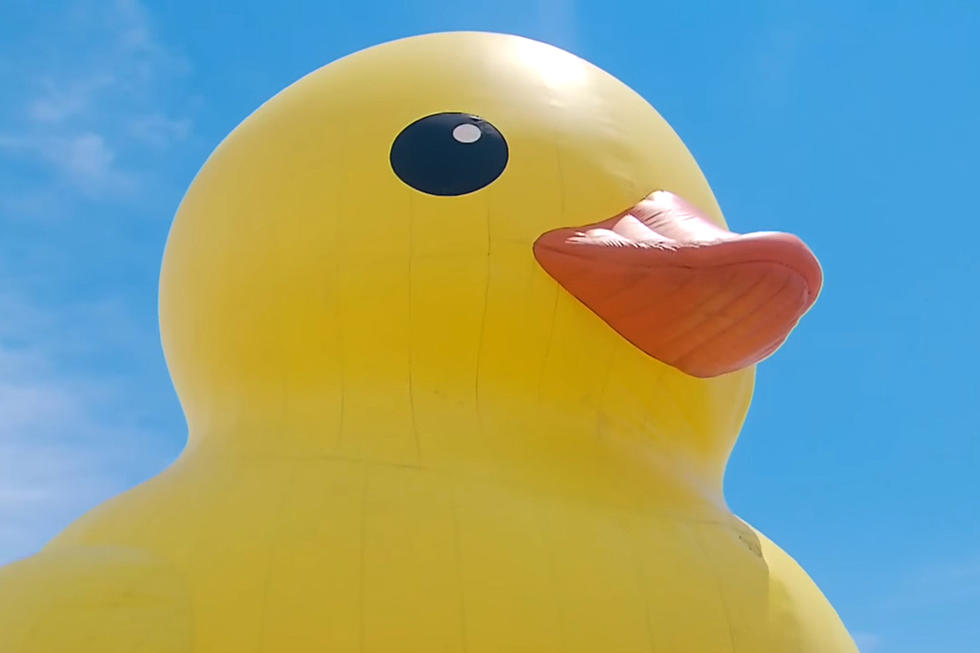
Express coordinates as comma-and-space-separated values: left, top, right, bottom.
532, 191, 822, 378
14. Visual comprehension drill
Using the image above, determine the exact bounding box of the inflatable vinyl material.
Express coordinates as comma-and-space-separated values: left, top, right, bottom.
0, 32, 855, 653
534, 190, 821, 378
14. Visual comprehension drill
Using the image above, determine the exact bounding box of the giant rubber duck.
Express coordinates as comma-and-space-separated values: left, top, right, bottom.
0, 32, 858, 652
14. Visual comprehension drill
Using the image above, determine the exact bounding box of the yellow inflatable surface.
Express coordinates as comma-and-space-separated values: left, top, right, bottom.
0, 32, 857, 652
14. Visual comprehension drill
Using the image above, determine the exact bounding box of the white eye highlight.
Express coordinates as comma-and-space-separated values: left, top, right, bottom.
452, 123, 482, 144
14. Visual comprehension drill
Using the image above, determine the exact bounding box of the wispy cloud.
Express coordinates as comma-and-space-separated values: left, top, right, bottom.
0, 0, 193, 205
0, 339, 119, 563
0, 291, 181, 564
127, 114, 193, 148
27, 76, 115, 125
0, 1, 192, 564
0, 132, 134, 196
0, 438, 121, 563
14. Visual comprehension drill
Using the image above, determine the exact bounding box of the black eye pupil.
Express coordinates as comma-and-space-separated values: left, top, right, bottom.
390, 112, 508, 196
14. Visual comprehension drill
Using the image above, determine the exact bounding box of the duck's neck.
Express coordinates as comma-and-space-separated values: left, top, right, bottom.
182, 371, 752, 511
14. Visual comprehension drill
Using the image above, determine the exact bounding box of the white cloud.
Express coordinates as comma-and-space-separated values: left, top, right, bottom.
127, 113, 193, 148
0, 0, 191, 567
27, 75, 115, 124
0, 437, 124, 564
0, 131, 134, 195
0, 379, 81, 437
0, 347, 126, 563
0, 0, 192, 203
54, 132, 117, 185
0, 292, 181, 565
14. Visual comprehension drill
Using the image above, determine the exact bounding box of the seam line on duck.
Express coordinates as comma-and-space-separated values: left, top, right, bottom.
473, 199, 491, 458
407, 187, 422, 465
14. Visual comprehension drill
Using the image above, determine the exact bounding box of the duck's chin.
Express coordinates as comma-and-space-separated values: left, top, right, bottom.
532, 191, 823, 378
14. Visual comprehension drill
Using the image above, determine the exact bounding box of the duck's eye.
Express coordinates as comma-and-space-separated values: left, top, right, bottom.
390, 112, 508, 196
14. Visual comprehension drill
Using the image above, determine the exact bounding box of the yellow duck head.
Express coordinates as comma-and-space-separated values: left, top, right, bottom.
161, 32, 820, 492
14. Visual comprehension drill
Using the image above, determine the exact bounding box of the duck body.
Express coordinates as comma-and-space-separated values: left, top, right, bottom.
1, 445, 855, 652
0, 32, 858, 652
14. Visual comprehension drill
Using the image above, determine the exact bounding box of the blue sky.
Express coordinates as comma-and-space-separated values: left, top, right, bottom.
1, 1, 977, 651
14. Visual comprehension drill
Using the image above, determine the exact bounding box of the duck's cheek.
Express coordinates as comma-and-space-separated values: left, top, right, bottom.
533, 191, 823, 378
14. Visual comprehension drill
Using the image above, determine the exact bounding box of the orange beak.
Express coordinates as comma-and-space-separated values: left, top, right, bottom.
532, 191, 822, 378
